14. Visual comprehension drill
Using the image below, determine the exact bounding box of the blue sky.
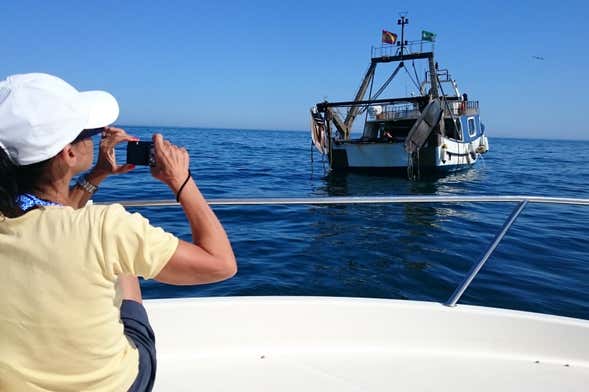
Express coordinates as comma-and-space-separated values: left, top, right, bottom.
2, 0, 588, 139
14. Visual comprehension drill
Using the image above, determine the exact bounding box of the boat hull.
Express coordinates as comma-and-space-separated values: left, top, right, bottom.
330, 134, 488, 176
147, 296, 589, 391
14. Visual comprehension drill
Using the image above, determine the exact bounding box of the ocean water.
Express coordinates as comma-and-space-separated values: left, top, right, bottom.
95, 127, 589, 320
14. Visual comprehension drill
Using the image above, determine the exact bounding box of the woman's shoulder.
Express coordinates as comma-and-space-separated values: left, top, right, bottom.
39, 203, 133, 225
39, 204, 149, 232
81, 203, 154, 230
79, 203, 131, 220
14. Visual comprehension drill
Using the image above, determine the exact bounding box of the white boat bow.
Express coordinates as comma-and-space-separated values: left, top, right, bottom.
147, 296, 589, 391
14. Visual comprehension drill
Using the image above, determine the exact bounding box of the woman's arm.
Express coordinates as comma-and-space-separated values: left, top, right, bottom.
69, 170, 108, 208
149, 133, 237, 285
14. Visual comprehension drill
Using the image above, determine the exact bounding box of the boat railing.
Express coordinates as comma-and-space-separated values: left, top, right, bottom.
365, 100, 478, 120
371, 39, 434, 59
443, 100, 479, 117
99, 195, 589, 308
368, 103, 421, 121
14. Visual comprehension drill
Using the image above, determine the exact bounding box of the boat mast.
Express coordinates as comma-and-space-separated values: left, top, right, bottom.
428, 57, 439, 99
316, 14, 443, 143
343, 15, 409, 139
398, 15, 408, 59
399, 15, 439, 99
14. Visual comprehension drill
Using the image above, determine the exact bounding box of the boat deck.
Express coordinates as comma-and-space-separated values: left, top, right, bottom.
146, 297, 589, 391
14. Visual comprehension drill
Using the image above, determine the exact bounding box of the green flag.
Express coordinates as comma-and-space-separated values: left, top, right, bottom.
422, 30, 436, 42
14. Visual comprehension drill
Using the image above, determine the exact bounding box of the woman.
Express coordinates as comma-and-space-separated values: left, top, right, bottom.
0, 73, 237, 391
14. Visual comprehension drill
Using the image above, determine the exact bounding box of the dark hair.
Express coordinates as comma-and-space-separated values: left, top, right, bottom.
0, 148, 50, 218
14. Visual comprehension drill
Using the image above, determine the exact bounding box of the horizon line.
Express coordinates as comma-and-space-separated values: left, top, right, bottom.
116, 124, 589, 142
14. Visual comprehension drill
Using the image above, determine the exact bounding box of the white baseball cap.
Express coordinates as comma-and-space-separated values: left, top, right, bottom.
0, 73, 119, 165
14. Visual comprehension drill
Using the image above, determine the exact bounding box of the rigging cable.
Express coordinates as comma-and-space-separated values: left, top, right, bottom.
370, 63, 403, 100
402, 64, 421, 91
436, 72, 460, 138
358, 63, 403, 115
411, 60, 421, 86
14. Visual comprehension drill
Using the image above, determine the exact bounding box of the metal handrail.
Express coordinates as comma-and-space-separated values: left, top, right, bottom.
371, 40, 434, 58
96, 195, 589, 208
443, 100, 479, 117
96, 195, 589, 306
445, 200, 528, 307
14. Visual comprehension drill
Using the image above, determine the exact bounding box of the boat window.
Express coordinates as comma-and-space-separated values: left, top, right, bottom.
362, 123, 379, 139
444, 119, 462, 140
468, 117, 476, 137
455, 119, 462, 140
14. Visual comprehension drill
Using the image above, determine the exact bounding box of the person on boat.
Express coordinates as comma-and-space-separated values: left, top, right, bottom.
381, 129, 394, 142
461, 92, 468, 114
0, 73, 237, 391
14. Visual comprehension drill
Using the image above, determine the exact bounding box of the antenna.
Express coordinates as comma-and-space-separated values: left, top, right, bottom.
397, 14, 409, 59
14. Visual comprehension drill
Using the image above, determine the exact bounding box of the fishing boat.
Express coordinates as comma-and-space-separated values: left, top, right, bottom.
112, 195, 589, 391
310, 16, 489, 177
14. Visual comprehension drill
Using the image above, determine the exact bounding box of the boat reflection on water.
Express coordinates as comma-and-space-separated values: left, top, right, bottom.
321, 161, 487, 194
305, 171, 489, 301
320, 169, 486, 227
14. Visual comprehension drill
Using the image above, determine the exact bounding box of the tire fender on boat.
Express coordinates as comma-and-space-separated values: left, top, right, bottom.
476, 135, 489, 154
310, 108, 327, 154
467, 143, 476, 164
441, 144, 448, 163
481, 135, 489, 153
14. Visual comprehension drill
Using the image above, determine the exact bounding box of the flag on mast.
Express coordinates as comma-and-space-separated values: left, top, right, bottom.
421, 30, 436, 42
382, 30, 398, 44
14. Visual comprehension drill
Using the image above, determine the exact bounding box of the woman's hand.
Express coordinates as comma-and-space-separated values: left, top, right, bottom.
90, 126, 137, 182
150, 133, 190, 192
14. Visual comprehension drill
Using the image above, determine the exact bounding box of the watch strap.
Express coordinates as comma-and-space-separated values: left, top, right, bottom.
77, 175, 98, 194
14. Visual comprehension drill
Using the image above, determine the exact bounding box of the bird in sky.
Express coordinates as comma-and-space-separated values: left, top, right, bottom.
532, 56, 545, 60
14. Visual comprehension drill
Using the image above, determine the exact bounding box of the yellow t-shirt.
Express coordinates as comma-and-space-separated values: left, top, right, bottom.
0, 204, 179, 391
